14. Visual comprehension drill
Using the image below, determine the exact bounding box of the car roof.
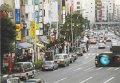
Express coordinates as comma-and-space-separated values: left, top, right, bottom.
55, 53, 68, 56
26, 79, 42, 81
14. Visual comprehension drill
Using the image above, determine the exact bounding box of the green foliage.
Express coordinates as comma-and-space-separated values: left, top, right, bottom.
1, 16, 16, 55
33, 60, 45, 69
60, 11, 86, 40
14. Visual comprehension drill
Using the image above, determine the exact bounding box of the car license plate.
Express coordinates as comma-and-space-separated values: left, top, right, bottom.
45, 67, 48, 69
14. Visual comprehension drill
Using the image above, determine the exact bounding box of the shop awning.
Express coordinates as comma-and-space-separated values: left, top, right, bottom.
39, 36, 49, 44
17, 42, 33, 49
36, 43, 45, 48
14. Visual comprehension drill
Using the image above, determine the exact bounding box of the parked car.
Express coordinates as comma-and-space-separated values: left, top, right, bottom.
98, 42, 106, 49
69, 54, 75, 63
42, 61, 58, 71
12, 62, 36, 80
55, 54, 70, 67
25, 79, 45, 83
76, 47, 83, 56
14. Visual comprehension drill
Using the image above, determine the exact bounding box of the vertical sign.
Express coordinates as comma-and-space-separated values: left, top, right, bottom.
15, 0, 21, 41
30, 21, 35, 39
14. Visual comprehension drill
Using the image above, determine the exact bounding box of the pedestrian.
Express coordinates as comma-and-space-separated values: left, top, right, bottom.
86, 40, 89, 52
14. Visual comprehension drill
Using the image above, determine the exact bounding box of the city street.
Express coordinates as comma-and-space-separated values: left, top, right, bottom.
35, 42, 120, 83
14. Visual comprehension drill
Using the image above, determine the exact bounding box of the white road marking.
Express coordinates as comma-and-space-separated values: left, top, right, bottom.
84, 66, 94, 71
53, 78, 67, 83
104, 77, 115, 83
80, 77, 93, 83
107, 68, 112, 71
74, 67, 82, 71
114, 68, 119, 70
96, 67, 103, 70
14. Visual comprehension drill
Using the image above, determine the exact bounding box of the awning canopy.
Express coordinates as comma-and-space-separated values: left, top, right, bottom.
17, 42, 33, 49
39, 36, 49, 44
36, 43, 45, 48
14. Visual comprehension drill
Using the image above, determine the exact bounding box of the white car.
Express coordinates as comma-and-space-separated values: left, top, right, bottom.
42, 61, 58, 71
98, 43, 106, 49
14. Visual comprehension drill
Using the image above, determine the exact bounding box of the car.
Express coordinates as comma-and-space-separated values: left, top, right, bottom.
25, 79, 45, 83
98, 42, 106, 49
76, 47, 83, 56
89, 38, 97, 44
42, 61, 58, 71
69, 53, 75, 63
95, 52, 120, 67
12, 62, 36, 80
55, 54, 70, 67
106, 37, 111, 42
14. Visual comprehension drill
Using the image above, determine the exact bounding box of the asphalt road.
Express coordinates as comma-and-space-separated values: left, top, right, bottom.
35, 42, 120, 83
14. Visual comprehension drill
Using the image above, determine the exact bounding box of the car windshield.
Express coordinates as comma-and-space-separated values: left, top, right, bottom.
55, 55, 64, 59
45, 61, 52, 65
12, 64, 23, 73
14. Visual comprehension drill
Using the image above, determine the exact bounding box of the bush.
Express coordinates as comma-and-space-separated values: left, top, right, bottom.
33, 60, 44, 69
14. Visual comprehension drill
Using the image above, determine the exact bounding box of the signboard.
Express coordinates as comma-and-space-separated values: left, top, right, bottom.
30, 21, 35, 39
15, 0, 20, 9
15, 9, 20, 24
16, 24, 21, 32
16, 31, 21, 40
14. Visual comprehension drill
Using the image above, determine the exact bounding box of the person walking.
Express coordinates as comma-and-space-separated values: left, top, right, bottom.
86, 40, 89, 52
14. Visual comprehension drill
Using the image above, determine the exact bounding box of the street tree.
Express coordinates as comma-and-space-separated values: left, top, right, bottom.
0, 4, 16, 69
60, 11, 86, 41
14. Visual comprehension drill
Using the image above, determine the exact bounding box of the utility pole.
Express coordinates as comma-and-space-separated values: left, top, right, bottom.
71, 14, 74, 49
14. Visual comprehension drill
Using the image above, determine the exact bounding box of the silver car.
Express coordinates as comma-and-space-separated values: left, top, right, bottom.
55, 54, 70, 67
42, 61, 58, 71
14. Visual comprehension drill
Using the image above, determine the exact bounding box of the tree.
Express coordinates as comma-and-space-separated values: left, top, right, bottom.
1, 17, 16, 70
60, 11, 85, 41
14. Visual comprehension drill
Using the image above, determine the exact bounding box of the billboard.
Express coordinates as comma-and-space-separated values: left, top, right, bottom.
30, 21, 35, 39
16, 31, 21, 40
15, 0, 20, 9
15, 9, 20, 24
16, 24, 21, 32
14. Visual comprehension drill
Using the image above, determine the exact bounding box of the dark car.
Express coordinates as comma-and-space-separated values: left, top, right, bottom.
95, 52, 120, 67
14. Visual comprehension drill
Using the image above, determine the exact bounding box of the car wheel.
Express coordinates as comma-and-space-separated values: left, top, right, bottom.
64, 63, 67, 67
52, 67, 54, 71
25, 74, 29, 80
32, 72, 35, 78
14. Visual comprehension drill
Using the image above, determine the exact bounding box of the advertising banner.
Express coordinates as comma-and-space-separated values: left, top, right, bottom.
15, 9, 20, 24
15, 0, 20, 9
16, 31, 21, 40
30, 21, 35, 39
16, 24, 21, 32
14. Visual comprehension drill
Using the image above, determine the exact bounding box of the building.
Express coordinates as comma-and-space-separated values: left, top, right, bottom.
95, 0, 114, 22
82, 0, 95, 25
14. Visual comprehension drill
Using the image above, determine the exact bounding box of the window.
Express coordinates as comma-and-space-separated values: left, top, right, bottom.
77, 6, 80, 9
77, 2, 80, 5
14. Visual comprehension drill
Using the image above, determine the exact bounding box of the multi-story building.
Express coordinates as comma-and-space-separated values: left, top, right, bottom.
114, 4, 120, 21
82, 0, 95, 25
95, 0, 102, 22
95, 0, 114, 22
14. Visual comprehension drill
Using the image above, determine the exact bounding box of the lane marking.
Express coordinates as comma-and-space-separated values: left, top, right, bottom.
96, 67, 103, 70
53, 78, 67, 83
107, 68, 112, 71
84, 66, 94, 71
104, 77, 115, 83
114, 68, 119, 70
74, 67, 82, 71
80, 77, 93, 83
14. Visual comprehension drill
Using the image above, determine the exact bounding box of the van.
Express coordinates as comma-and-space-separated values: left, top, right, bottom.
12, 62, 36, 80
55, 54, 70, 67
